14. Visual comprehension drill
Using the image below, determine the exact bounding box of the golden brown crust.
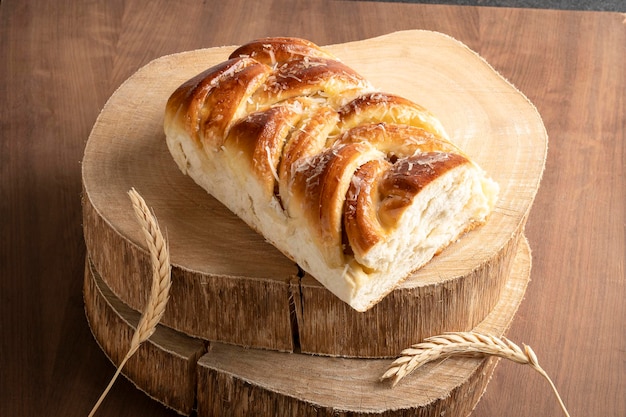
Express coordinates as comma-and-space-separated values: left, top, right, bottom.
337, 92, 447, 137
229, 37, 335, 65
334, 123, 462, 158
278, 104, 339, 190
343, 159, 391, 257
250, 56, 371, 108
165, 58, 271, 147
224, 104, 303, 198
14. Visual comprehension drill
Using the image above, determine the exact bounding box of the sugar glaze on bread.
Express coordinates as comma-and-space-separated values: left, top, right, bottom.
164, 37, 499, 312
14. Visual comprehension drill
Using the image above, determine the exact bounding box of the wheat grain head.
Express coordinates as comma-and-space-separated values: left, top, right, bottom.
381, 331, 570, 417
88, 188, 172, 417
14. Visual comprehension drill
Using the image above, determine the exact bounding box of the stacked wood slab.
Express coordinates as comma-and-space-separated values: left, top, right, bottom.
81, 31, 547, 416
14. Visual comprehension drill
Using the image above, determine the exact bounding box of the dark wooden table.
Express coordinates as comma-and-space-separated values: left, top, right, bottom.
2, 1, 624, 416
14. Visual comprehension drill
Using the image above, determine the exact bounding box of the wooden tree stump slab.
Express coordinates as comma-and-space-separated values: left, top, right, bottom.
81, 30, 547, 356
84, 236, 531, 417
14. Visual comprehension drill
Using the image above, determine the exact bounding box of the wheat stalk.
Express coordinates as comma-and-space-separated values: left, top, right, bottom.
88, 188, 171, 417
381, 331, 570, 417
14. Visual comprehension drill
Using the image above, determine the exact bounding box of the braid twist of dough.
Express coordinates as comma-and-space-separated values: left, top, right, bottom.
165, 37, 499, 311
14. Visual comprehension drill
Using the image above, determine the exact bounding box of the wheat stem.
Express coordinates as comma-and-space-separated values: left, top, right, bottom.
88, 189, 171, 417
381, 331, 570, 417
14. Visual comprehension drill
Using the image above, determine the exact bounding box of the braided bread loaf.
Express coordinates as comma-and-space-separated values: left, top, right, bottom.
164, 37, 499, 312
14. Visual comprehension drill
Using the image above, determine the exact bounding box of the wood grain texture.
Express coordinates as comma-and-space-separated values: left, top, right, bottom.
470, 9, 626, 417
197, 237, 531, 417
81, 30, 544, 357
83, 235, 530, 416
1, 1, 624, 416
